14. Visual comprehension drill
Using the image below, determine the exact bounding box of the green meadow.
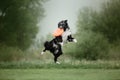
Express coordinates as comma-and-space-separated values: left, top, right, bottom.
0, 69, 120, 80
0, 60, 120, 80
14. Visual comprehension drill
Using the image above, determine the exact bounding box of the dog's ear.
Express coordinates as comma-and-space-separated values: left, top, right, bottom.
64, 20, 67, 23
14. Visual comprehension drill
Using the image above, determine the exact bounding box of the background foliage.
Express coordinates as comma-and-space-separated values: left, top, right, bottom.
0, 0, 44, 50
64, 0, 120, 60
0, 0, 120, 62
0, 0, 45, 61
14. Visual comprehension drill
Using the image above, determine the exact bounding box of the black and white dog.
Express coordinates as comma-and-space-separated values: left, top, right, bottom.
41, 20, 77, 64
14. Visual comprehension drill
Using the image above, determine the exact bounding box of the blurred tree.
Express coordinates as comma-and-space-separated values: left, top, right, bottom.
74, 0, 120, 60
75, 31, 109, 60
94, 0, 120, 43
0, 0, 44, 50
75, 8, 109, 60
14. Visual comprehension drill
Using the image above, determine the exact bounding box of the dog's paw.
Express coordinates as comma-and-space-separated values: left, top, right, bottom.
73, 39, 77, 43
56, 61, 60, 64
41, 52, 44, 55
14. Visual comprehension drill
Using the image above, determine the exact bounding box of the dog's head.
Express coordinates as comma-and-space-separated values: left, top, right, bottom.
58, 20, 69, 31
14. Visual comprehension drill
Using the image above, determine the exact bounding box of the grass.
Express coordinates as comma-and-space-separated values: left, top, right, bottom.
0, 69, 120, 80
0, 60, 120, 80
0, 60, 120, 69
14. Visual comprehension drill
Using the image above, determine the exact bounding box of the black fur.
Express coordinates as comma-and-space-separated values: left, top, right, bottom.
58, 20, 70, 31
42, 38, 63, 63
42, 20, 76, 63
67, 35, 75, 42
42, 34, 75, 63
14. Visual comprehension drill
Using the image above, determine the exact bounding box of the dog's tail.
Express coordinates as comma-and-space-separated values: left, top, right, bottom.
41, 41, 49, 55
44, 41, 50, 48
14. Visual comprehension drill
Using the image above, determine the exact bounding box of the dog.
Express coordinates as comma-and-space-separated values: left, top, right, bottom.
41, 20, 77, 64
41, 29, 77, 64
41, 38, 63, 64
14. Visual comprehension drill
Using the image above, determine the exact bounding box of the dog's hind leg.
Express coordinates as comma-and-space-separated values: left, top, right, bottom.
54, 51, 63, 64
54, 56, 60, 64
54, 55, 61, 64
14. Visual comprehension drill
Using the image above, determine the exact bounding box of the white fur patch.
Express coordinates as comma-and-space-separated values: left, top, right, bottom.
62, 29, 72, 43
73, 39, 77, 43
59, 42, 63, 46
56, 61, 60, 64
54, 50, 59, 54
41, 52, 44, 55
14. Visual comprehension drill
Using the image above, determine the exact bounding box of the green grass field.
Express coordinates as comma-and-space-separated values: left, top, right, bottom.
0, 69, 120, 80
